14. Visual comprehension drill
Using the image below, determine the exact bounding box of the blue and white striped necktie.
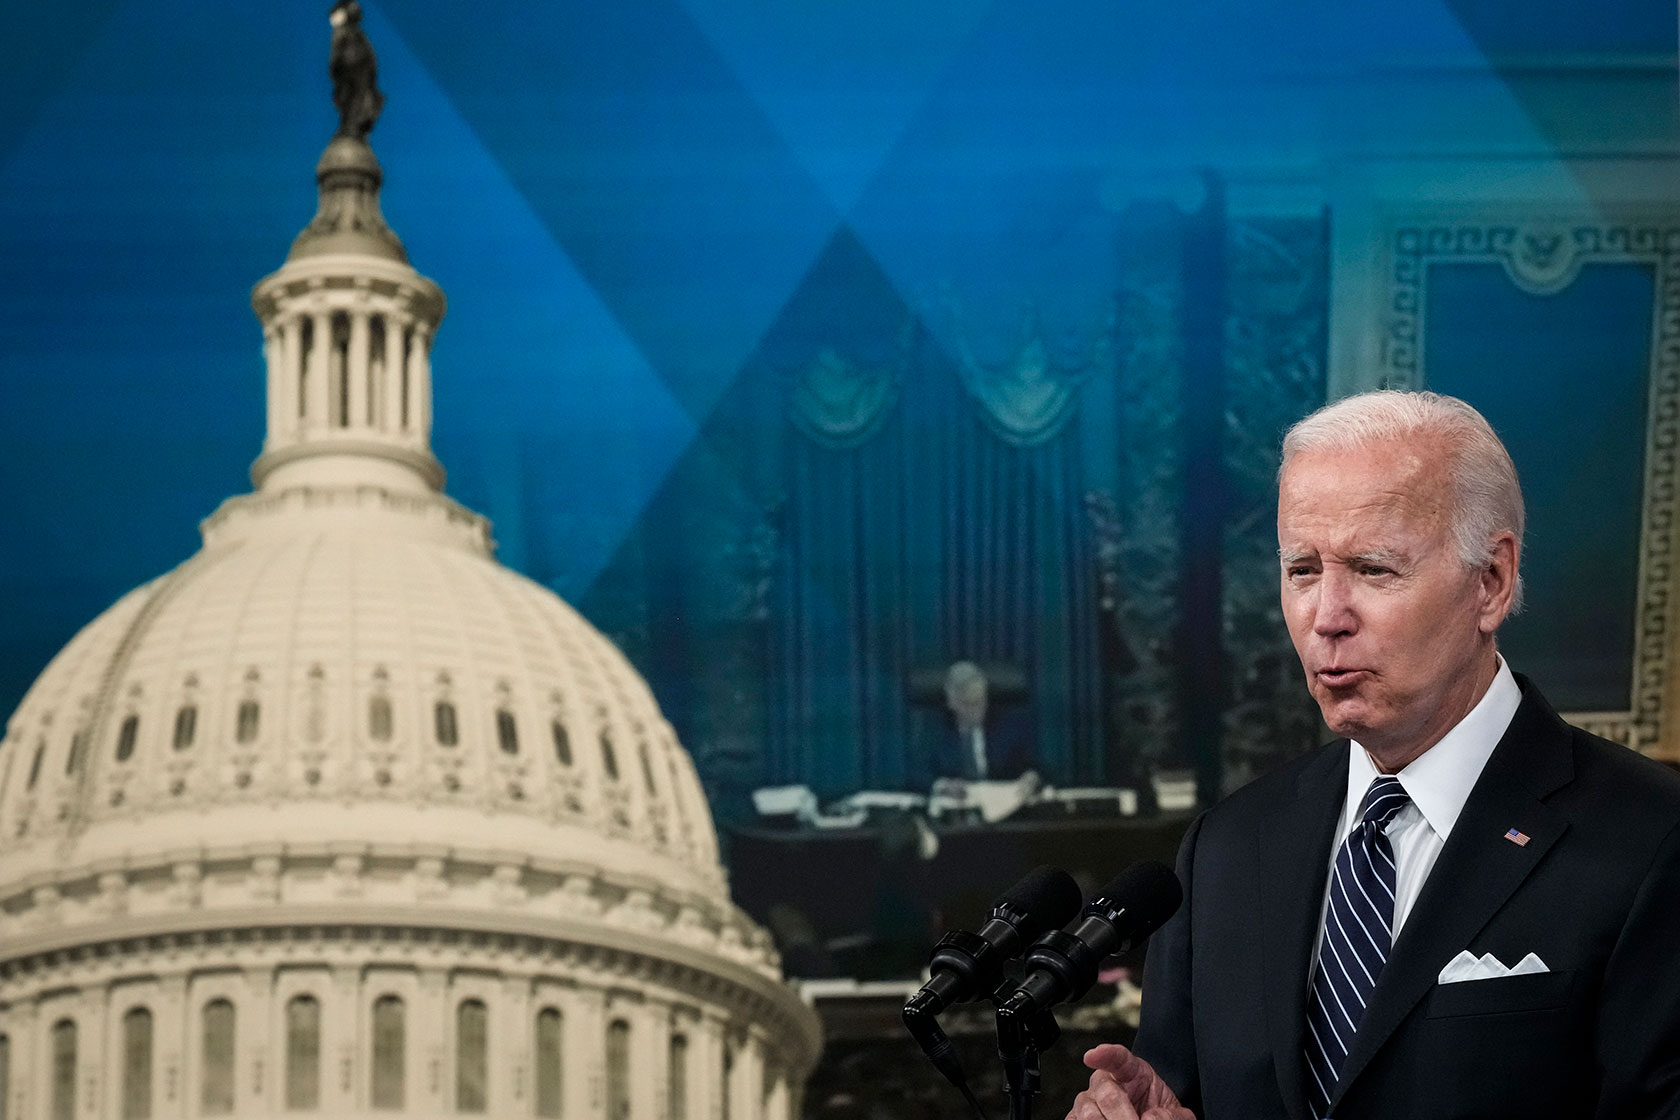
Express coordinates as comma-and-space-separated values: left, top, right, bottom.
1304, 774, 1410, 1117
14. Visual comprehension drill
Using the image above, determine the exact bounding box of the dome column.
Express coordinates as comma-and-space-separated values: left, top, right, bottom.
0, 1004, 13, 1117
155, 973, 187, 1119
625, 996, 668, 1120
736, 1028, 767, 1120
280, 316, 304, 439
414, 967, 448, 1113
306, 310, 332, 435
239, 969, 273, 1115
100, 981, 131, 1119
499, 974, 531, 1115
5, 999, 35, 1120
324, 966, 359, 1113
410, 323, 433, 444
348, 308, 372, 430
263, 329, 284, 444
569, 987, 608, 1120
765, 1068, 792, 1120
384, 318, 409, 434
695, 1012, 728, 1120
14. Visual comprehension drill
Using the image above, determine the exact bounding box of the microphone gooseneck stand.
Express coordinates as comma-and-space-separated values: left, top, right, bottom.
902, 867, 1085, 1120
902, 996, 992, 1120
993, 995, 1061, 1120
986, 861, 1185, 1120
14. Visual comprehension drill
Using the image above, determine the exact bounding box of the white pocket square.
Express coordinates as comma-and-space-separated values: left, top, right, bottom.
1438, 949, 1549, 984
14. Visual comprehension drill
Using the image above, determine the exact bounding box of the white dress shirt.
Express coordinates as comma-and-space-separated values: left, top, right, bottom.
1314, 657, 1522, 958
970, 727, 989, 780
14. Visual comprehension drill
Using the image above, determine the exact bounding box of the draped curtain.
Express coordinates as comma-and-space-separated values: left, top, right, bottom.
770, 328, 1104, 795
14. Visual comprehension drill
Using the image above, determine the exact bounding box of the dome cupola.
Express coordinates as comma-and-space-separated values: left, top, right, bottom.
249, 77, 444, 496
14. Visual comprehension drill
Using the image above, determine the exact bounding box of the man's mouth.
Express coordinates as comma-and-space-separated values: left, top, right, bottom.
1316, 667, 1369, 687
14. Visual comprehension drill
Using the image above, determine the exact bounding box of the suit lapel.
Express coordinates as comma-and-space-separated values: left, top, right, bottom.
1261, 743, 1348, 1120
1327, 684, 1574, 1112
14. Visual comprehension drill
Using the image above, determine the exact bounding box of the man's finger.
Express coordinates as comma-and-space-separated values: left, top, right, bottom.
1084, 1043, 1141, 1076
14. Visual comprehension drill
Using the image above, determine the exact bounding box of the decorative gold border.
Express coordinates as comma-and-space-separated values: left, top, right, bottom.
1380, 222, 1680, 758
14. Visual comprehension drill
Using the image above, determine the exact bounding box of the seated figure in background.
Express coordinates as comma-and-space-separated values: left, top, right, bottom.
936, 660, 1035, 782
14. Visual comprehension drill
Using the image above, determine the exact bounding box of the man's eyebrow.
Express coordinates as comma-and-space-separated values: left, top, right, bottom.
1275, 547, 1408, 567
1348, 548, 1407, 568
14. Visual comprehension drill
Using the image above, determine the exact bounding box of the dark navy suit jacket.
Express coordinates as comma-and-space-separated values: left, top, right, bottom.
932, 707, 1035, 782
1135, 677, 1680, 1120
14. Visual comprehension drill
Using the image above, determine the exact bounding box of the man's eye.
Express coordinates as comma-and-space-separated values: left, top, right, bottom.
1362, 565, 1393, 577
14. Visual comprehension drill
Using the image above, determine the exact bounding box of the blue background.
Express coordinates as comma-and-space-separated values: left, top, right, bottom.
2, 1, 1675, 811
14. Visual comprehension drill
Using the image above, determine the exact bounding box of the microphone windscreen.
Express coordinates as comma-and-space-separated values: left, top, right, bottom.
997, 866, 1083, 932
1092, 860, 1183, 934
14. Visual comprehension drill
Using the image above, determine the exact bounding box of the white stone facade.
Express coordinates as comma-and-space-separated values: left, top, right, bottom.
0, 44, 818, 1120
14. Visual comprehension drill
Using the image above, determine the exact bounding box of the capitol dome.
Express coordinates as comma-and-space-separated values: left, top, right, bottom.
0, 9, 819, 1120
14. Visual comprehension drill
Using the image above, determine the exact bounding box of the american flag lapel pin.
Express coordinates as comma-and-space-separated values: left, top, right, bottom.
1504, 827, 1531, 847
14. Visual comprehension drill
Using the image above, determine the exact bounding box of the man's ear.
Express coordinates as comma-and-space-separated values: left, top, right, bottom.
1478, 531, 1519, 633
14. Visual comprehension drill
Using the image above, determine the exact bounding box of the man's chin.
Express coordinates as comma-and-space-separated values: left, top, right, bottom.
1314, 698, 1377, 741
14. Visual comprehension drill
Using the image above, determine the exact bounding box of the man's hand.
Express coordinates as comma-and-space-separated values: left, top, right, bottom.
1065, 1044, 1196, 1120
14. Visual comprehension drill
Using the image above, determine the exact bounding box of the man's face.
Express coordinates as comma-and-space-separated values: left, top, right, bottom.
1277, 438, 1514, 765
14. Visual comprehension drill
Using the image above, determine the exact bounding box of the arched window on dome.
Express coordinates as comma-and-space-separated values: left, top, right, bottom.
605, 1019, 631, 1120
599, 729, 620, 783
173, 705, 197, 751
534, 1008, 563, 1119
114, 717, 139, 763
236, 700, 260, 744
495, 710, 518, 756
330, 312, 351, 428
371, 995, 405, 1109
122, 1006, 153, 1120
286, 995, 321, 1110
369, 696, 393, 742
201, 999, 236, 1114
668, 1033, 688, 1120
434, 702, 459, 747
637, 740, 657, 796
0, 1032, 9, 1120
51, 1019, 75, 1120
455, 999, 488, 1112
550, 720, 572, 768
65, 731, 86, 775
26, 741, 45, 790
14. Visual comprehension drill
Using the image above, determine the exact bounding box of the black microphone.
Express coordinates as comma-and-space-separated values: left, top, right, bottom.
902, 866, 1082, 1113
999, 860, 1182, 1019
902, 865, 1083, 1022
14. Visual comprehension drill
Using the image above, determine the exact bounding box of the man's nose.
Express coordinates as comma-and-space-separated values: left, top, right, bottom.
1313, 569, 1358, 637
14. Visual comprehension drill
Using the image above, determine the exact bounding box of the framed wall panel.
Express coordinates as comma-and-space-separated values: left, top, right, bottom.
1356, 217, 1680, 757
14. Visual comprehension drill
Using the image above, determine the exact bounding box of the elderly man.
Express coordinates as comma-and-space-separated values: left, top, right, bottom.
1069, 391, 1680, 1120
935, 660, 1034, 782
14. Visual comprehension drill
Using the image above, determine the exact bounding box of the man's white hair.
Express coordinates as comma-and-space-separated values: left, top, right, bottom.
1280, 389, 1525, 611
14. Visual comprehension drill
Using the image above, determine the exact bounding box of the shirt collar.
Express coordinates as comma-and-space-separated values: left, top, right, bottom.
1346, 657, 1522, 843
